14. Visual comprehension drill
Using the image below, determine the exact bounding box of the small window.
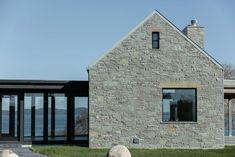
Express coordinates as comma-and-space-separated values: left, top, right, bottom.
162, 89, 197, 122
152, 32, 159, 49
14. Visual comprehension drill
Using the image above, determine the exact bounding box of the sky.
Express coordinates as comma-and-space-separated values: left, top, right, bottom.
0, 0, 234, 80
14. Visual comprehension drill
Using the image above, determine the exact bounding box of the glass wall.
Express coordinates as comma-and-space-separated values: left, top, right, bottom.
74, 97, 88, 140
24, 93, 43, 141
48, 93, 67, 140
22, 93, 88, 142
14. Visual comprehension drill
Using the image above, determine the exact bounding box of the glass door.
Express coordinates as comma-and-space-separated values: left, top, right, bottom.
232, 103, 235, 136
0, 95, 18, 139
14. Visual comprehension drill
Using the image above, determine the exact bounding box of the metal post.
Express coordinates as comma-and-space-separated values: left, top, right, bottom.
51, 95, 55, 137
43, 93, 48, 141
31, 95, 35, 137
229, 99, 232, 136
0, 95, 2, 137
9, 95, 15, 136
19, 93, 24, 143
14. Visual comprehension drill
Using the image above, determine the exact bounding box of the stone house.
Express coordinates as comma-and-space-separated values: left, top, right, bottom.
88, 10, 224, 148
1, 10, 233, 149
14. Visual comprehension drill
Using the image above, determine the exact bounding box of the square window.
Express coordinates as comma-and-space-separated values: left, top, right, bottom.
162, 89, 197, 122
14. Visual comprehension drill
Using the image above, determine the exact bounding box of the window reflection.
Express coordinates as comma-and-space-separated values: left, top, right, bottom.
1, 95, 17, 136
24, 93, 43, 141
48, 93, 67, 141
162, 89, 196, 122
74, 97, 88, 140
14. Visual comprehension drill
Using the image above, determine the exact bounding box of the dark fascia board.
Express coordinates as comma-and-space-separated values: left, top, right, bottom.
0, 79, 87, 85
0, 79, 88, 91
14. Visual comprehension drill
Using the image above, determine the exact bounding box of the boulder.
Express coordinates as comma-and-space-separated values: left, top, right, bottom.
107, 145, 131, 157
1, 149, 19, 157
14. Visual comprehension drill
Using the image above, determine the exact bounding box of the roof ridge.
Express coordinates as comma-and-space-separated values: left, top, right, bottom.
88, 10, 223, 70
153, 9, 222, 69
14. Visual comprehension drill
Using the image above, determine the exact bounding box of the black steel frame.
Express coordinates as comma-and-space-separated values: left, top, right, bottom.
0, 80, 88, 146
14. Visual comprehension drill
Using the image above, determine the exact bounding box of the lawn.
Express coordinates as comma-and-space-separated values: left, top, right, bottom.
32, 145, 235, 157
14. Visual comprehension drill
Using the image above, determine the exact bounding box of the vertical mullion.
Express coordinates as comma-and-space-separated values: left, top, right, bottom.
43, 93, 48, 142
9, 96, 15, 136
67, 94, 73, 141
0, 95, 2, 136
51, 95, 55, 137
17, 94, 20, 141
31, 95, 35, 138
71, 96, 75, 140
19, 93, 24, 142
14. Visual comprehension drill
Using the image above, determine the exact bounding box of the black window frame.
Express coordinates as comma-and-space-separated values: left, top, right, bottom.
152, 32, 159, 49
162, 88, 197, 122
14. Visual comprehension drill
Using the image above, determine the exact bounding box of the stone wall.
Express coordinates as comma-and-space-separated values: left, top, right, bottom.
88, 12, 224, 148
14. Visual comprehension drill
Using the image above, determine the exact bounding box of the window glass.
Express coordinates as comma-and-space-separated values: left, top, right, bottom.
162, 89, 196, 122
48, 93, 67, 141
24, 93, 43, 141
74, 97, 88, 140
152, 41, 159, 49
152, 32, 159, 49
152, 33, 159, 40
224, 99, 229, 136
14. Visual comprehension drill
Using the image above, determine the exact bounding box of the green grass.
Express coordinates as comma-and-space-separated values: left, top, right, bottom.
32, 145, 235, 157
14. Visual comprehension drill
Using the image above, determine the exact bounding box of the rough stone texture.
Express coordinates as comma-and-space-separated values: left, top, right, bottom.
107, 145, 131, 157
182, 25, 204, 49
1, 149, 19, 157
89, 12, 224, 149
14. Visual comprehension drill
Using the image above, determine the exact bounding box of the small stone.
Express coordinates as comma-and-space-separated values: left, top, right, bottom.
1, 149, 19, 157
107, 145, 131, 157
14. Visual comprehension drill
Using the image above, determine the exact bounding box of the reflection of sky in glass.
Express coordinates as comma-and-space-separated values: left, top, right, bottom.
163, 89, 196, 121
2, 98, 10, 111
55, 97, 67, 109
36, 97, 43, 109
24, 96, 31, 109
48, 94, 67, 110
2, 95, 17, 111
75, 97, 88, 108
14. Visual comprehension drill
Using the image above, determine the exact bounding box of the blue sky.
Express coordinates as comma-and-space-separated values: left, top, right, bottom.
0, 0, 234, 80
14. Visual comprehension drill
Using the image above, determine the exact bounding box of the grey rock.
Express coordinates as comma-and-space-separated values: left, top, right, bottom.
107, 145, 131, 157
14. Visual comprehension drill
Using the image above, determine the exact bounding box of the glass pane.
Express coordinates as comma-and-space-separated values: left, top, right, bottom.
1, 95, 17, 136
55, 95, 67, 137
163, 89, 196, 122
74, 97, 88, 140
14, 95, 18, 136
152, 41, 159, 48
35, 94, 43, 138
24, 93, 43, 141
232, 102, 235, 136
48, 93, 67, 141
2, 96, 10, 134
224, 99, 229, 136
24, 95, 31, 138
48, 97, 51, 137
152, 32, 159, 40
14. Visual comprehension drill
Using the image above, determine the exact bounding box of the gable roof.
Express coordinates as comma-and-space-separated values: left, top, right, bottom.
88, 10, 223, 70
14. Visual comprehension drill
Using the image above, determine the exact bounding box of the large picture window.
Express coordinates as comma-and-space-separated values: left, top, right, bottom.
162, 89, 197, 122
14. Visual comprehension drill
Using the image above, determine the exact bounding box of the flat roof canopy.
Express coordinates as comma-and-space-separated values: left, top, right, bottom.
224, 79, 235, 99
0, 79, 88, 95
